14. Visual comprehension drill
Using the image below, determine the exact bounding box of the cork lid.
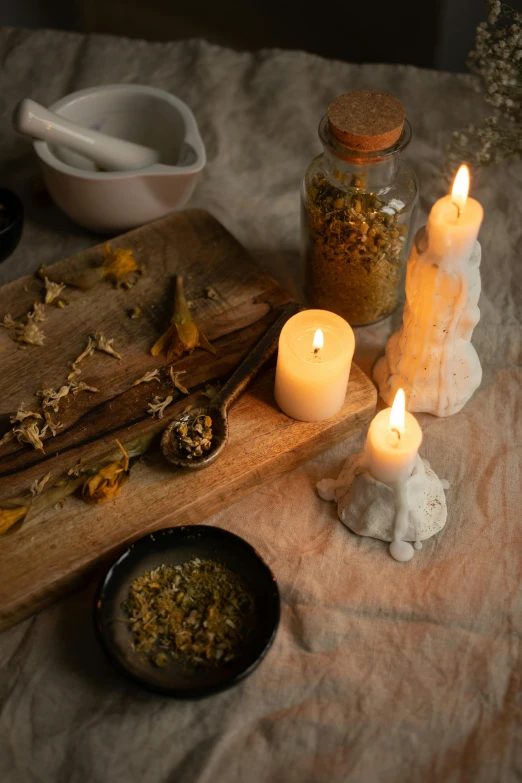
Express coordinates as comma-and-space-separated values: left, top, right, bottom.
328, 90, 405, 152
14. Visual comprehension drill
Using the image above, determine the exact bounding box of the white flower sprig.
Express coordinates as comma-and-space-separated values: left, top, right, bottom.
449, 0, 522, 168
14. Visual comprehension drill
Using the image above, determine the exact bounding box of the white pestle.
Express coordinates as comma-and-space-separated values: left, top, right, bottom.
13, 98, 160, 172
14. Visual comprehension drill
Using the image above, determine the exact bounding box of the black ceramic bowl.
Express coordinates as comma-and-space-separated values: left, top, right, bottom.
0, 188, 24, 263
94, 525, 280, 698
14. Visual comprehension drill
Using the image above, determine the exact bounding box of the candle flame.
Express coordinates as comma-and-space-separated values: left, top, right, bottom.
451, 165, 470, 213
313, 329, 324, 351
389, 388, 405, 432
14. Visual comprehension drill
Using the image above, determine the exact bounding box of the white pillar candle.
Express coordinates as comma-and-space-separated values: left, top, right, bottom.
274, 309, 355, 422
364, 389, 422, 484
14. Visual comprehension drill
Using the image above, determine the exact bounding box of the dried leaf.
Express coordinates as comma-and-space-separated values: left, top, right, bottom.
30, 472, 52, 496
148, 395, 173, 419
133, 369, 160, 387
44, 277, 66, 304
0, 506, 29, 535
24, 476, 85, 522
41, 260, 107, 292
82, 440, 130, 504
169, 367, 189, 395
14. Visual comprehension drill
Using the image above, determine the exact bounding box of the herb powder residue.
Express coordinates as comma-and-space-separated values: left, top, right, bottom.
304, 174, 407, 325
122, 558, 255, 669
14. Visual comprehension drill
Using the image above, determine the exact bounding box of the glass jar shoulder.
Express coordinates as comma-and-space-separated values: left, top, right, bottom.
303, 154, 418, 210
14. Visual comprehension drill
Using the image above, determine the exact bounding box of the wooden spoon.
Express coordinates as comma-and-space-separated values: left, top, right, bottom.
161, 302, 300, 470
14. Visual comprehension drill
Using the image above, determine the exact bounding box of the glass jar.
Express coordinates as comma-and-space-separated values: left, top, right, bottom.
301, 98, 418, 326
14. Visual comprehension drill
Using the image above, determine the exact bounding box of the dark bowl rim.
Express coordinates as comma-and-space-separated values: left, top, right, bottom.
0, 188, 24, 236
93, 524, 281, 699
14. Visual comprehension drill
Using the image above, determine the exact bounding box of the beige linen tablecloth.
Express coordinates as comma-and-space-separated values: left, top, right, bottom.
0, 27, 521, 783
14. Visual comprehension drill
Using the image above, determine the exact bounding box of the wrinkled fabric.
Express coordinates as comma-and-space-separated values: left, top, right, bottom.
0, 27, 521, 783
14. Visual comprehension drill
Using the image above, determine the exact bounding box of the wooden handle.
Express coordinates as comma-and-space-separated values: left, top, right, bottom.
215, 302, 301, 413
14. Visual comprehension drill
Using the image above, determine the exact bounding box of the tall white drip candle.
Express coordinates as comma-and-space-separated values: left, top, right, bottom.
364, 389, 422, 484
274, 309, 355, 422
373, 164, 484, 417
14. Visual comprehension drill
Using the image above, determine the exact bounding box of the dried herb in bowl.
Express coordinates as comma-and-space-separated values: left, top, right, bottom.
122, 558, 255, 670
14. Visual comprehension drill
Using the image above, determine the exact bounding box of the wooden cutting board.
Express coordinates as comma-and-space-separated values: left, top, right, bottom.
0, 209, 376, 631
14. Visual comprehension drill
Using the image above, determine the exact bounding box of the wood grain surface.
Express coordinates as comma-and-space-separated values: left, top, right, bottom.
0, 209, 377, 630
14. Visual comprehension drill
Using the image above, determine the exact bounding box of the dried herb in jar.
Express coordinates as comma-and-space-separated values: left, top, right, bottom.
302, 90, 417, 325
305, 175, 407, 325
122, 558, 255, 669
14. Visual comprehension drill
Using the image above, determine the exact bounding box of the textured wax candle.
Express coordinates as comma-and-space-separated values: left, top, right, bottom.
274, 309, 354, 422
374, 165, 484, 416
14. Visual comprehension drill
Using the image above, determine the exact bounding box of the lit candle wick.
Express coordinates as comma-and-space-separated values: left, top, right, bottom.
451, 164, 470, 221
312, 328, 324, 357
389, 388, 406, 448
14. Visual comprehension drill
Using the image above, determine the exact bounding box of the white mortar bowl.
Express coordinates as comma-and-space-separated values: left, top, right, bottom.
34, 84, 206, 234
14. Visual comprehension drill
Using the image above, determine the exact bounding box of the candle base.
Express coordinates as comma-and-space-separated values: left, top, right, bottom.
317, 453, 448, 560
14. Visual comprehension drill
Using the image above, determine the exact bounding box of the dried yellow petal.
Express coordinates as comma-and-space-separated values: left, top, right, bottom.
147, 395, 173, 419
0, 506, 29, 535
82, 440, 130, 504
0, 314, 17, 329
44, 277, 66, 304
16, 320, 45, 346
70, 381, 99, 394
93, 332, 122, 360
169, 367, 189, 395
151, 276, 215, 361
72, 337, 95, 368
13, 419, 47, 452
30, 472, 51, 496
133, 369, 160, 387
103, 244, 138, 283
10, 404, 42, 424
37, 385, 70, 412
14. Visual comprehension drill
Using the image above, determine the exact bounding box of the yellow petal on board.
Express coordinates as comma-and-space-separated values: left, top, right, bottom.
103, 245, 138, 283
0, 506, 29, 536
82, 440, 130, 504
